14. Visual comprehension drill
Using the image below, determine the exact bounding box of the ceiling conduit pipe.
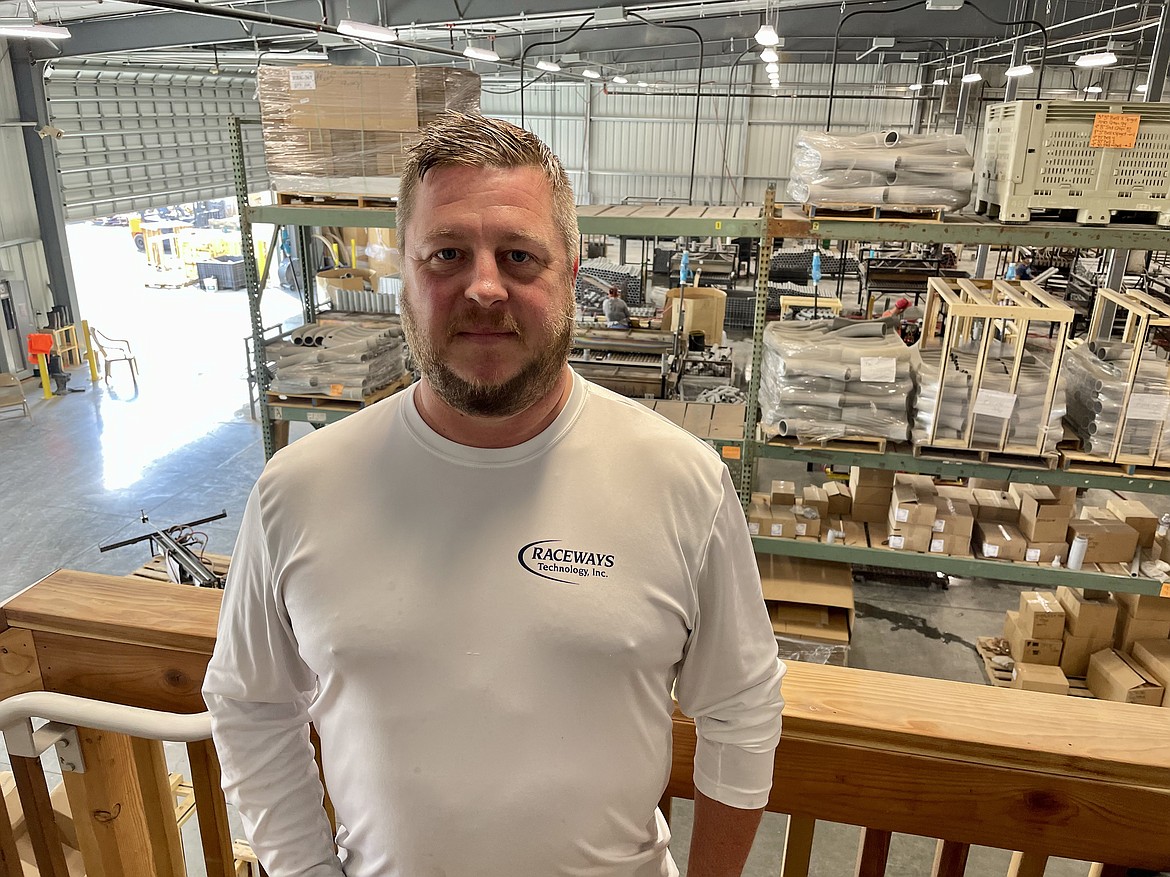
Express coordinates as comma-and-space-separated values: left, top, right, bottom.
629, 11, 704, 205
963, 3, 1048, 100
519, 14, 594, 130
826, 0, 923, 131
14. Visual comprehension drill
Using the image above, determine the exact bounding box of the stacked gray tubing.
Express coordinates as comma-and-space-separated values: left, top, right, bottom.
1064, 341, 1170, 458
267, 324, 407, 400
759, 318, 914, 442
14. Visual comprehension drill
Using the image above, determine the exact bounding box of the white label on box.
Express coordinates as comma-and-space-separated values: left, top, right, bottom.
930, 538, 945, 553
289, 70, 317, 90
973, 389, 1017, 418
888, 535, 905, 549
748, 522, 760, 535
983, 542, 1000, 558
1026, 548, 1041, 562
795, 523, 808, 536
932, 519, 945, 532
1127, 393, 1170, 421
895, 508, 909, 523
770, 523, 784, 536
860, 356, 898, 383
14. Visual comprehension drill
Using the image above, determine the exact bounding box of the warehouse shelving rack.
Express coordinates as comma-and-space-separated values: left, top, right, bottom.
231, 117, 1170, 597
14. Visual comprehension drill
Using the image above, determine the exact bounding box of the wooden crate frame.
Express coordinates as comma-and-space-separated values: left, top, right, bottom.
917, 277, 1072, 456
1075, 286, 1170, 466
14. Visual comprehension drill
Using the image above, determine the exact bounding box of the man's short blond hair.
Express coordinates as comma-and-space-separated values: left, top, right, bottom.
397, 112, 579, 264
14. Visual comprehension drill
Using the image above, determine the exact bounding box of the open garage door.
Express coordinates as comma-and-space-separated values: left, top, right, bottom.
46, 64, 269, 221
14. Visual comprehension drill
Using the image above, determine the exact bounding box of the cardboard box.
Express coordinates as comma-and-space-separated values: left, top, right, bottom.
708, 404, 746, 440
315, 267, 376, 305
852, 486, 894, 507
1056, 587, 1118, 639
1087, 649, 1165, 706
770, 480, 796, 508
1105, 498, 1158, 548
850, 502, 889, 524
653, 400, 687, 428
792, 508, 822, 539
802, 485, 830, 519
849, 467, 894, 497
757, 554, 854, 644
972, 489, 1019, 524
1078, 505, 1116, 521
1113, 591, 1170, 622
1011, 663, 1070, 695
1066, 518, 1140, 565
681, 403, 714, 439
664, 286, 727, 348
746, 501, 771, 537
1009, 482, 1076, 509
1132, 639, 1170, 697
928, 531, 971, 556
823, 482, 852, 516
936, 485, 977, 505
975, 521, 1027, 561
893, 473, 937, 495
750, 492, 771, 508
1024, 541, 1069, 564
1019, 504, 1074, 544
768, 508, 797, 538
968, 477, 1010, 490
1060, 634, 1113, 677
1018, 591, 1066, 639
1004, 610, 1063, 665
889, 483, 938, 527
1114, 607, 1170, 653
931, 498, 974, 540
885, 524, 933, 553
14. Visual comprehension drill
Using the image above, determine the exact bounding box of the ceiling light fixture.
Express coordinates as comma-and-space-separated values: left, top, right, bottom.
766, 63, 779, 73
1137, 83, 1149, 93
1084, 85, 1103, 93
932, 77, 949, 86
536, 59, 561, 72
0, 22, 71, 39
582, 68, 601, 79
637, 80, 648, 88
760, 47, 779, 64
612, 75, 628, 84
755, 23, 780, 47
908, 82, 924, 91
337, 19, 397, 43
961, 72, 983, 83
1076, 50, 1118, 68
464, 44, 500, 62
1005, 64, 1034, 78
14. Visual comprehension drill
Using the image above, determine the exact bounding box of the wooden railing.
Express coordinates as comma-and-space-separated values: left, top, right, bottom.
1, 569, 1168, 876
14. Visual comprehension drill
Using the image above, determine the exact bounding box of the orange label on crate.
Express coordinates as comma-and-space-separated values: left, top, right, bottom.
1090, 112, 1141, 148
721, 445, 742, 460
329, 383, 344, 396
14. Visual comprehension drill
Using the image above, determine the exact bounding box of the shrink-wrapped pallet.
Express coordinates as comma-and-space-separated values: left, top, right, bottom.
268, 323, 407, 400
788, 130, 974, 212
911, 278, 1071, 457
759, 319, 913, 442
257, 65, 480, 195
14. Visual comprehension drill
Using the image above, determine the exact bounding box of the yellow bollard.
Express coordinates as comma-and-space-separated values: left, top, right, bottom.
36, 353, 51, 399
81, 319, 99, 382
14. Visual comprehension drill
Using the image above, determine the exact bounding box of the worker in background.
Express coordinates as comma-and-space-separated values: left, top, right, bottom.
603, 287, 632, 328
881, 297, 912, 320
204, 112, 784, 877
1017, 254, 1035, 281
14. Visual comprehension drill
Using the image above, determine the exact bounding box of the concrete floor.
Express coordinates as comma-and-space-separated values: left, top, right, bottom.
0, 228, 1155, 875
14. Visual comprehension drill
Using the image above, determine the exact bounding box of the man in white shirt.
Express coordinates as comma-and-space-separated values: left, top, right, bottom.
204, 111, 784, 877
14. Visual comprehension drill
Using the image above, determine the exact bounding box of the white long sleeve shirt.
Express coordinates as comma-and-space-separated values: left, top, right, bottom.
204, 371, 784, 876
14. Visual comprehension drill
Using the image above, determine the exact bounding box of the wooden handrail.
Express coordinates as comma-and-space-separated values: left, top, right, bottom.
3, 569, 1170, 876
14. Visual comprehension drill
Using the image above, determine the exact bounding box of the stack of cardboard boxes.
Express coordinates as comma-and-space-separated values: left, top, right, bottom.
756, 553, 854, 666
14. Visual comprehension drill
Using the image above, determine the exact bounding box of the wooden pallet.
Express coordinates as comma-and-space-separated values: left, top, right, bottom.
760, 429, 888, 454
276, 191, 397, 209
914, 443, 1058, 469
802, 202, 946, 222
132, 552, 231, 583
267, 373, 413, 411
976, 636, 1093, 697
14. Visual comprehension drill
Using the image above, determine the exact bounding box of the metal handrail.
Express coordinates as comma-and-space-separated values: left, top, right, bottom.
0, 691, 210, 742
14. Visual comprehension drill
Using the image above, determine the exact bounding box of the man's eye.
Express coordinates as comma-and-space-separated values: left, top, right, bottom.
506, 251, 532, 264
434, 249, 459, 261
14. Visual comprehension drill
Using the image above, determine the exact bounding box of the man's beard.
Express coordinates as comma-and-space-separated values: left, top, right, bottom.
400, 290, 575, 419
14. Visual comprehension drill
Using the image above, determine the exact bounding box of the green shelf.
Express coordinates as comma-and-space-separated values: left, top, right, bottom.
266, 402, 354, 428
754, 440, 1170, 495
751, 536, 1167, 595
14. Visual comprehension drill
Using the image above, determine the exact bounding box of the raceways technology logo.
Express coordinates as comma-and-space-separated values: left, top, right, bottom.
517, 539, 616, 585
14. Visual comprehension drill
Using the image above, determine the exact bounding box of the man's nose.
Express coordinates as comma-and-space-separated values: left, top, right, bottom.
465, 253, 508, 307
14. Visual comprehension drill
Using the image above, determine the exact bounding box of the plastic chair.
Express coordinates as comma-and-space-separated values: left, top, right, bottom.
90, 327, 139, 386
0, 373, 31, 421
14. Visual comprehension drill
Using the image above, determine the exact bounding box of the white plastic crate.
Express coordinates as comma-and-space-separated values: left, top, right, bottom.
975, 99, 1170, 225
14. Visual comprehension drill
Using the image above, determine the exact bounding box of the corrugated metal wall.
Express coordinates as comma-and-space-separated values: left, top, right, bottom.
481, 62, 919, 205
0, 39, 52, 336
46, 65, 268, 220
